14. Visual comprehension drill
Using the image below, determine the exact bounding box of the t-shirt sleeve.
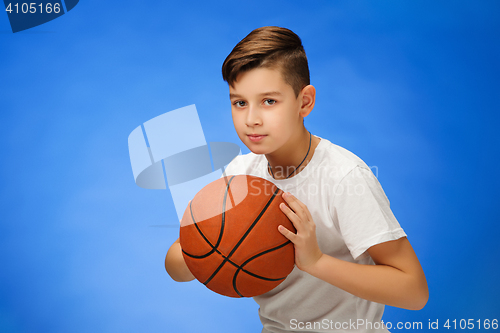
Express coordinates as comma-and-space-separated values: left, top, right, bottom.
332, 166, 407, 260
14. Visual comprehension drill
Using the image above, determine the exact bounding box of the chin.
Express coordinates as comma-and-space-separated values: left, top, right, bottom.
247, 146, 266, 155
245, 143, 267, 155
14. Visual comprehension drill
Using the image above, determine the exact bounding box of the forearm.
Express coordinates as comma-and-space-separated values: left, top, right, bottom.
305, 252, 428, 310
165, 238, 195, 282
277, 192, 428, 310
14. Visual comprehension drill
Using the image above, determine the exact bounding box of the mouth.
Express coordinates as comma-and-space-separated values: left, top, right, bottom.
247, 134, 266, 142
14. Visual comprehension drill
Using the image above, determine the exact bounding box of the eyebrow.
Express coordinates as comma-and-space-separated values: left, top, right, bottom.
229, 91, 283, 99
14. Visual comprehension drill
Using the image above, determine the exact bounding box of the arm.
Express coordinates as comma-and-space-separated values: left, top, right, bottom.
305, 237, 428, 310
165, 238, 195, 282
278, 192, 429, 310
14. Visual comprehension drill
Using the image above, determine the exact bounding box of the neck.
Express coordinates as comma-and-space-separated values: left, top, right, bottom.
266, 128, 314, 180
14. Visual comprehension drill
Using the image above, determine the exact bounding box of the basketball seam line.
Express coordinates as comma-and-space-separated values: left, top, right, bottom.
232, 240, 292, 297
202, 187, 280, 289
183, 243, 290, 281
184, 179, 290, 297
188, 176, 235, 259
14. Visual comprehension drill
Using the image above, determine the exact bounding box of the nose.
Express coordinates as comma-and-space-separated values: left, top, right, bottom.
245, 105, 262, 127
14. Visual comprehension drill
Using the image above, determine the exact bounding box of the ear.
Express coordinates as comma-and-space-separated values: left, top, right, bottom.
299, 85, 316, 118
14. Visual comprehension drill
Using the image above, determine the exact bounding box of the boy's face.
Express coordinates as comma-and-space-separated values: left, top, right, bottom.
229, 67, 305, 155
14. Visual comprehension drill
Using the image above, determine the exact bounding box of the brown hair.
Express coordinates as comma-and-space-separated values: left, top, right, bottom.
222, 26, 310, 97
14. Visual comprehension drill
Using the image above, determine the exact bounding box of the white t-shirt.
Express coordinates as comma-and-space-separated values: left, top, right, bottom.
222, 136, 406, 333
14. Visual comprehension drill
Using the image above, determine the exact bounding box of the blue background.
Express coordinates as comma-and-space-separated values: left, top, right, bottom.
1, 1, 499, 332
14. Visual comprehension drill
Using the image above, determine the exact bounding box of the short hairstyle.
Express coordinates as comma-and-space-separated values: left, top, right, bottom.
222, 26, 310, 97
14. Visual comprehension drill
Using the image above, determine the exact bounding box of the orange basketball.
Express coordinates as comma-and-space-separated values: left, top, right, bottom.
179, 175, 296, 298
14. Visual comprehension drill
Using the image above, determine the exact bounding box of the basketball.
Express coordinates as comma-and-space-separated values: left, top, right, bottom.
179, 175, 296, 298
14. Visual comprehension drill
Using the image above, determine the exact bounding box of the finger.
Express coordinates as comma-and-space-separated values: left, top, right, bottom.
285, 193, 313, 223
282, 192, 306, 212
303, 205, 314, 224
279, 202, 302, 226
278, 225, 297, 243
282, 193, 308, 221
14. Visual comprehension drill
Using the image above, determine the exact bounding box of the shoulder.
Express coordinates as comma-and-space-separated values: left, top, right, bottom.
313, 136, 373, 183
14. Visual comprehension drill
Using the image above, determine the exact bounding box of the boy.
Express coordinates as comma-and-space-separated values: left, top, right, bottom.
165, 26, 428, 332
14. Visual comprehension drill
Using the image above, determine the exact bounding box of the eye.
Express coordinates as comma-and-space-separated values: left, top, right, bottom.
263, 99, 276, 106
233, 100, 247, 108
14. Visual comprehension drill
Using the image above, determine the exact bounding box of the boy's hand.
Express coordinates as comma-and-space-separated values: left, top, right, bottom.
278, 192, 323, 272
